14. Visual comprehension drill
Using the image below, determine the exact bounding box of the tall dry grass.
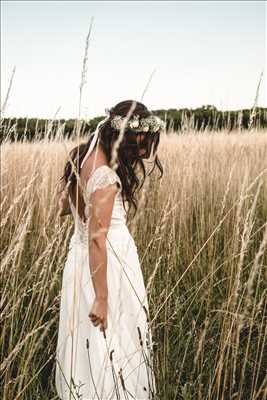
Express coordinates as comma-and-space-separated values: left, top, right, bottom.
1, 127, 267, 400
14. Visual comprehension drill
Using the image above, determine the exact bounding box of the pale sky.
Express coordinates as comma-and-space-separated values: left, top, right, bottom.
1, 0, 266, 119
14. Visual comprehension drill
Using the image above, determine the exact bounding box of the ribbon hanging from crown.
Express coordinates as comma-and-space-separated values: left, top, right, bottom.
80, 110, 110, 170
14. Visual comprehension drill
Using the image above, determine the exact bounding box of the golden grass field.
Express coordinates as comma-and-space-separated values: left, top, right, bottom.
1, 128, 267, 400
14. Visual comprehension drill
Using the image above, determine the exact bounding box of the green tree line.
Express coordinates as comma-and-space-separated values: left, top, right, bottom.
1, 105, 266, 143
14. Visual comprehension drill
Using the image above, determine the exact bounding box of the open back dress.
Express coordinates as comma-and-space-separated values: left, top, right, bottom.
55, 165, 157, 400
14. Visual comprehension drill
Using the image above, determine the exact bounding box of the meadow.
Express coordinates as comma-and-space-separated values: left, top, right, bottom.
1, 126, 267, 400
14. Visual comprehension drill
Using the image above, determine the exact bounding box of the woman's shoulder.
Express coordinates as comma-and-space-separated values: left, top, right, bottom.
85, 164, 122, 195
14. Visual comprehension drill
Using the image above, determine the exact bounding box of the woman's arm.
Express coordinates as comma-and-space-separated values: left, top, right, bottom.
87, 181, 119, 332
88, 183, 118, 299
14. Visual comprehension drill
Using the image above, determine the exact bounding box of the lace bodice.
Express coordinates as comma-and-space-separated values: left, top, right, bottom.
68, 165, 127, 245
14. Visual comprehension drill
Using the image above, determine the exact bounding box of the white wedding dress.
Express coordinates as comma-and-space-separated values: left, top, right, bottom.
55, 165, 157, 400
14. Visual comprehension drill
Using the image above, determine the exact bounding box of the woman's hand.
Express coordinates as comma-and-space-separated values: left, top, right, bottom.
89, 297, 108, 333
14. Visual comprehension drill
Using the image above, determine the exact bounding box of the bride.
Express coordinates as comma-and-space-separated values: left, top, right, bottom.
56, 100, 165, 399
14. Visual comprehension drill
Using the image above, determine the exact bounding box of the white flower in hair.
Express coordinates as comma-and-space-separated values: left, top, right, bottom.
129, 115, 140, 129
152, 116, 163, 132
131, 120, 139, 128
140, 115, 154, 132
111, 115, 123, 130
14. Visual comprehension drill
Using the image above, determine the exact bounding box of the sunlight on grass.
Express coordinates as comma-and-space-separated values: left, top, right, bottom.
1, 126, 267, 399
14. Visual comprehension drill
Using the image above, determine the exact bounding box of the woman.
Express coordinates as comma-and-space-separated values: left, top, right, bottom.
55, 100, 165, 399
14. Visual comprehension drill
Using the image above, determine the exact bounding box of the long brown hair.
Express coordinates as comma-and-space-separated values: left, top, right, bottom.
58, 100, 164, 221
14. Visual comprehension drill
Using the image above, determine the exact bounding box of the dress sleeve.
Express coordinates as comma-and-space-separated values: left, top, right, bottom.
87, 166, 122, 196
83, 166, 122, 222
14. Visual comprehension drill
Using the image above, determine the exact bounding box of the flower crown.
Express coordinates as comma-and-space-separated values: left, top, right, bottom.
110, 114, 165, 133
